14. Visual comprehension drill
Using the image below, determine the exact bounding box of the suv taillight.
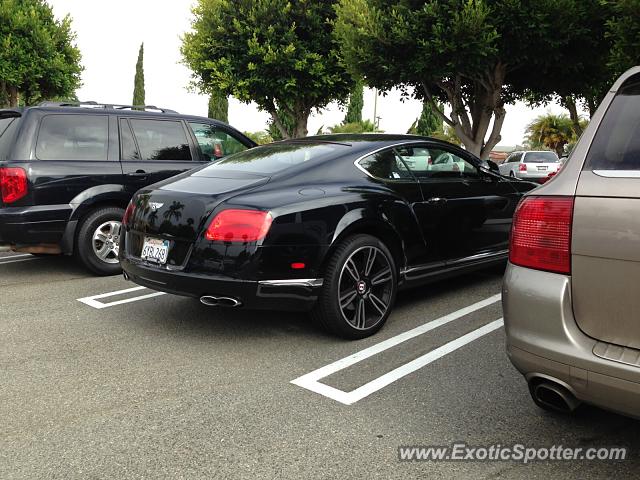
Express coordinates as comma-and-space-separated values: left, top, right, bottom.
519, 163, 527, 172
205, 209, 272, 242
0, 167, 28, 204
509, 196, 574, 274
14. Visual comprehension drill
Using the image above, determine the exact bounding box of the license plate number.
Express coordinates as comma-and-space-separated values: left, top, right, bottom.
141, 237, 169, 264
537, 166, 547, 171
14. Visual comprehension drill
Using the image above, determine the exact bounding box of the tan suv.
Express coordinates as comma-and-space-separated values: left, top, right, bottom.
503, 66, 640, 418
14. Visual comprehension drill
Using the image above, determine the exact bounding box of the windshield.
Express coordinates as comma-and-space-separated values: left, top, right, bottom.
201, 142, 347, 175
524, 151, 559, 163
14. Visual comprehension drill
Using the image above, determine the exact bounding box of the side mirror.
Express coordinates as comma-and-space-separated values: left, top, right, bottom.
486, 160, 500, 173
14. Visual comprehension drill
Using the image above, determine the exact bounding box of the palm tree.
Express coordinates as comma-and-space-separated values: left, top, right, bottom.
525, 114, 578, 156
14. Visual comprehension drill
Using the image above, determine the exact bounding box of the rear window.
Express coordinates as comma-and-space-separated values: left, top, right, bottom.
523, 151, 559, 163
586, 73, 640, 170
36, 114, 109, 161
201, 142, 346, 175
0, 116, 21, 160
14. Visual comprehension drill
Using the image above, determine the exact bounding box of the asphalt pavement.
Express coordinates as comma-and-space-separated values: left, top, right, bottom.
1, 251, 638, 479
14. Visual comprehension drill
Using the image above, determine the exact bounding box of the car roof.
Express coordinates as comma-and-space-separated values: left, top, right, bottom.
8, 105, 230, 126
275, 133, 457, 153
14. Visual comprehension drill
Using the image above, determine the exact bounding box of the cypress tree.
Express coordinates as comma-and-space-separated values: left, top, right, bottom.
344, 80, 364, 124
412, 101, 442, 136
132, 43, 145, 106
207, 91, 229, 122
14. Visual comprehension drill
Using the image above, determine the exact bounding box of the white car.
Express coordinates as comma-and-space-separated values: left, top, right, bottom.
498, 151, 561, 182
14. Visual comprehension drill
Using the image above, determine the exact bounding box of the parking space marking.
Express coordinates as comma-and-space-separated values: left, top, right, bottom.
77, 286, 167, 309
291, 294, 502, 405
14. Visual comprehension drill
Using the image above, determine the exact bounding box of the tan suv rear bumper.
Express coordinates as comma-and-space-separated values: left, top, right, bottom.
502, 262, 640, 418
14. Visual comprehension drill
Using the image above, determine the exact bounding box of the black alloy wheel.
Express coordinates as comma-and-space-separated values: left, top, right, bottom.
313, 234, 397, 339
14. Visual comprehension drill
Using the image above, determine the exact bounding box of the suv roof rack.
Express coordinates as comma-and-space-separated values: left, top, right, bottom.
37, 101, 178, 114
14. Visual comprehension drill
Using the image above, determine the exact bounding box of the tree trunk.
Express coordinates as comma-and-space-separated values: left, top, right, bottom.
422, 63, 507, 160
269, 110, 291, 140
293, 112, 308, 138
562, 96, 583, 137
586, 96, 598, 119
8, 85, 19, 108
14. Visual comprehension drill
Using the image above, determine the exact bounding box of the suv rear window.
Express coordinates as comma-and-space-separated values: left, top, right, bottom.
36, 114, 109, 161
523, 151, 559, 163
0, 116, 21, 160
587, 73, 640, 170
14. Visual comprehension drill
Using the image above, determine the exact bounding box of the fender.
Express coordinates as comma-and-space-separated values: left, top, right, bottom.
59, 185, 130, 254
328, 199, 426, 274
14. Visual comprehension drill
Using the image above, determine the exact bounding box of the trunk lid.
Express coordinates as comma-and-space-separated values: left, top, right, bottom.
126, 170, 269, 267
571, 72, 640, 349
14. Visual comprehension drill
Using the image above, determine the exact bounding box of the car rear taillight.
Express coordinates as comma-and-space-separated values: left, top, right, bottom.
509, 196, 574, 274
122, 201, 135, 226
519, 163, 527, 172
0, 167, 28, 204
205, 209, 273, 243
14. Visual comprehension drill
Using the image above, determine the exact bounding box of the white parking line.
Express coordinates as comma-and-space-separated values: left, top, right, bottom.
77, 286, 167, 309
291, 294, 502, 405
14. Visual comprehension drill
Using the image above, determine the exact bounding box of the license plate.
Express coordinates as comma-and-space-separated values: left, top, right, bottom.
141, 237, 169, 264
537, 166, 547, 171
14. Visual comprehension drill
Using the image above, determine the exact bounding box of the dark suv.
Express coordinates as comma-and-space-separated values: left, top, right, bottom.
0, 102, 256, 275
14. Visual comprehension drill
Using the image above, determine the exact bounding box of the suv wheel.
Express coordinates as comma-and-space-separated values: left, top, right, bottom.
313, 234, 397, 339
76, 206, 124, 276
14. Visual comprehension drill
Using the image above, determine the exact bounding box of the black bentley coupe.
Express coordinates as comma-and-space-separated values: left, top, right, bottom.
120, 134, 535, 339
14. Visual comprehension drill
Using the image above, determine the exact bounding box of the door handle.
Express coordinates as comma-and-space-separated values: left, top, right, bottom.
127, 170, 148, 177
426, 197, 447, 205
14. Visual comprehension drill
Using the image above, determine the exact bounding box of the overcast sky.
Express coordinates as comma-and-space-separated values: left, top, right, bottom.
49, 0, 581, 146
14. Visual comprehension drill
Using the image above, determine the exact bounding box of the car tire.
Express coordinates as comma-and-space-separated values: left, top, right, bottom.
312, 234, 397, 340
76, 206, 125, 276
509, 171, 516, 177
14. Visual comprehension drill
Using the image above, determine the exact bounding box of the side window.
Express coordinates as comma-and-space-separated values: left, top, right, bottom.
396, 145, 479, 179
36, 115, 108, 161
358, 149, 414, 181
0, 116, 21, 161
586, 73, 640, 170
119, 119, 139, 160
128, 119, 192, 161
188, 122, 248, 161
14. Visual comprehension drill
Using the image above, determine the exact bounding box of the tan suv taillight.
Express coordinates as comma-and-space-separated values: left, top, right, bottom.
509, 196, 574, 274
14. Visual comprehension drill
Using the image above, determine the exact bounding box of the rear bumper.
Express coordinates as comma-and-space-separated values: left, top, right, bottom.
502, 262, 640, 419
121, 256, 322, 311
0, 204, 71, 246
516, 172, 556, 182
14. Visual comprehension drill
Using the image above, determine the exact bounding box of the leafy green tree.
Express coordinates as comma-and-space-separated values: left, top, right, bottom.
431, 124, 462, 147
525, 114, 579, 156
182, 0, 353, 139
408, 101, 442, 136
208, 91, 228, 122
0, 0, 82, 107
335, 0, 610, 159
243, 130, 273, 145
607, 0, 640, 75
344, 80, 364, 124
132, 43, 145, 106
329, 119, 379, 134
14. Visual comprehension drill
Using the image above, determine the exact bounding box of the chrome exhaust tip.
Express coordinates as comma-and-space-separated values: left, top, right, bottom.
530, 380, 581, 413
123, 271, 130, 281
199, 295, 242, 308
